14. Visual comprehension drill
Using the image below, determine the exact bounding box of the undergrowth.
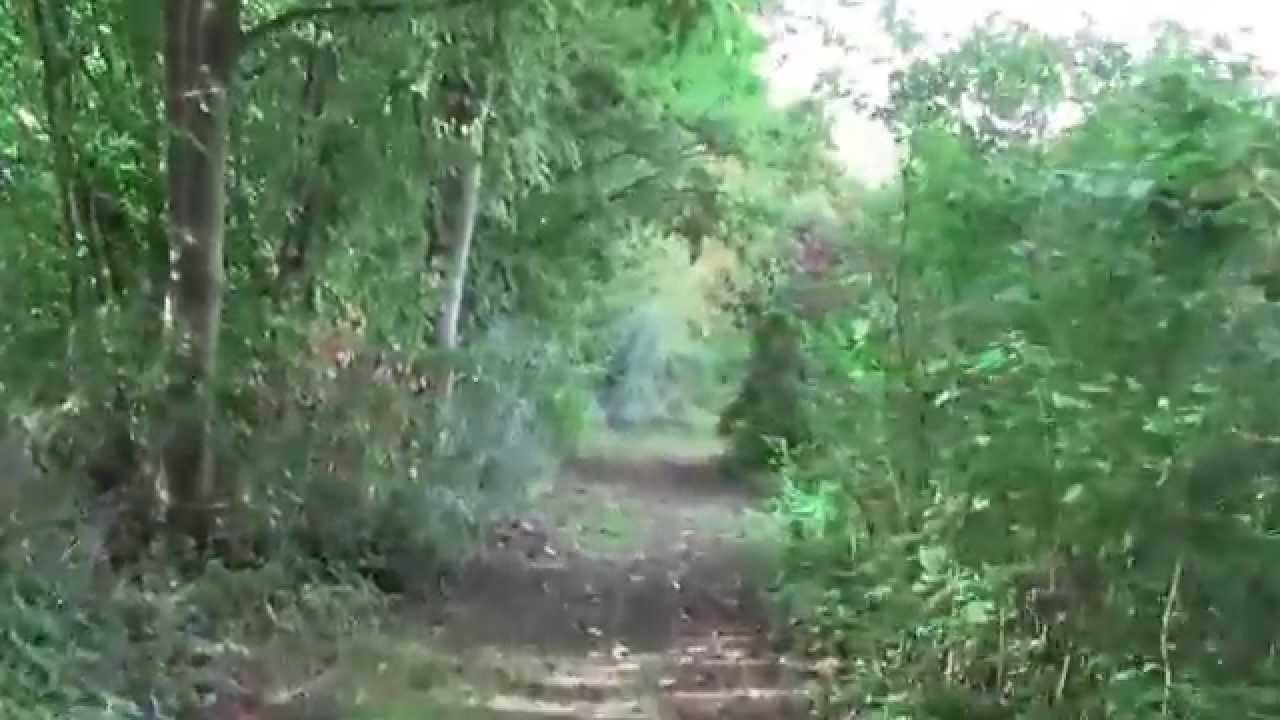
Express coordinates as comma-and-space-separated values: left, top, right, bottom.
731, 20, 1280, 719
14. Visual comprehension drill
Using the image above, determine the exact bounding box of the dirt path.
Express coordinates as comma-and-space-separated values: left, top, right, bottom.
376, 446, 815, 719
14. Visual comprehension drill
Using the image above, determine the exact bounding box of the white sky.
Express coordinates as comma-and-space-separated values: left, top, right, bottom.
756, 1, 1280, 184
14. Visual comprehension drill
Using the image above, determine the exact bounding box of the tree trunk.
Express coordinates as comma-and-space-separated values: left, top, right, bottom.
427, 81, 485, 400
432, 148, 483, 352
162, 0, 239, 547
28, 0, 92, 308
275, 36, 338, 307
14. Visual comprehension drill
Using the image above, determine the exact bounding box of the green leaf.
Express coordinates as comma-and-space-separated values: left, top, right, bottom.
1126, 177, 1156, 199
960, 599, 994, 625
1062, 483, 1085, 504
972, 347, 1008, 373
1050, 391, 1090, 410
918, 545, 949, 575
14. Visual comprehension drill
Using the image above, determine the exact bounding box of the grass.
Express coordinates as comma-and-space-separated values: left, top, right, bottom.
575, 408, 725, 462
341, 633, 532, 718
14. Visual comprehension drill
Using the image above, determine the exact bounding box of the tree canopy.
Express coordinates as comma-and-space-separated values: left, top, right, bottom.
4, 1, 1279, 718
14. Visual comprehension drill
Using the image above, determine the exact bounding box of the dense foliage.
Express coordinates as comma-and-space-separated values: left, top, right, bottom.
0, 0, 837, 716
9, 0, 1278, 717
756, 17, 1280, 719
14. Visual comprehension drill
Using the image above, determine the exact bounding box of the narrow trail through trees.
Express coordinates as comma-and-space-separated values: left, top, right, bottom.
390, 446, 817, 719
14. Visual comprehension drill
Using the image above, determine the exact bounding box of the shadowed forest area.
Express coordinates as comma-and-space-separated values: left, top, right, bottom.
2, 1, 1280, 718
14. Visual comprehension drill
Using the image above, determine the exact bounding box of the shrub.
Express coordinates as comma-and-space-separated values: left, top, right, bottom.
767, 24, 1280, 718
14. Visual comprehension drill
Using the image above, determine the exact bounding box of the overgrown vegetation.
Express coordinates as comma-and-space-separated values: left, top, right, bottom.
0, 0, 831, 716
10, 0, 1278, 717
743, 14, 1280, 719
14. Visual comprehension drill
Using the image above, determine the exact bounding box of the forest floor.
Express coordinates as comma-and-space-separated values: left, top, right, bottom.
334, 430, 817, 719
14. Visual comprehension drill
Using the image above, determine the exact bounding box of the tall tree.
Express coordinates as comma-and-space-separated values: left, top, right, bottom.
428, 72, 485, 388
162, 0, 240, 544
27, 0, 93, 307
274, 33, 340, 307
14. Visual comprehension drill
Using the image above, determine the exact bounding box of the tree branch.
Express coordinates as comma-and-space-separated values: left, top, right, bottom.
242, 1, 408, 47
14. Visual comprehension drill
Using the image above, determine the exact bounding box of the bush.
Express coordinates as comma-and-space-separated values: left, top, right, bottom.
218, 317, 571, 589
765, 25, 1280, 719
0, 490, 384, 720
0, 309, 574, 717
718, 309, 810, 471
